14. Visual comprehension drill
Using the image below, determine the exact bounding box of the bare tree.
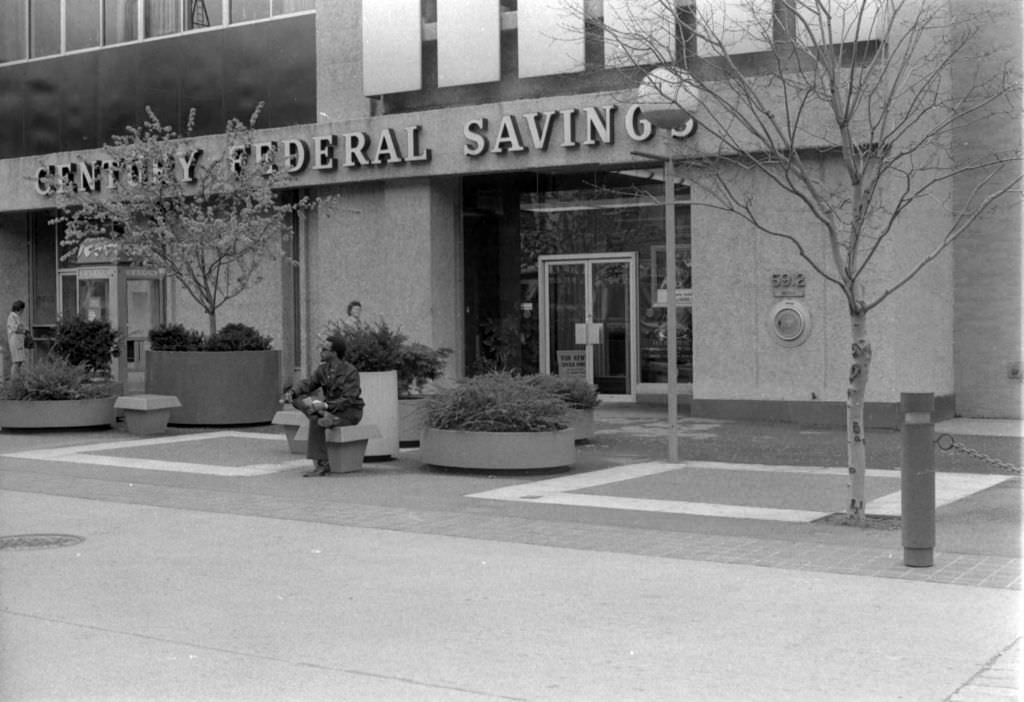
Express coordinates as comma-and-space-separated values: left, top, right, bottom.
594, 0, 1022, 522
52, 105, 315, 337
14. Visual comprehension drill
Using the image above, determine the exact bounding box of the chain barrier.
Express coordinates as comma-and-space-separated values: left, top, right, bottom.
934, 434, 1022, 474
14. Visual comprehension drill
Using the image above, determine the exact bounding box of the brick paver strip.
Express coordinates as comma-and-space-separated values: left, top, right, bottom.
2, 471, 1018, 590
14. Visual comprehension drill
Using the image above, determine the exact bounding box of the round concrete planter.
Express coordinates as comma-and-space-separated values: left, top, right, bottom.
0, 397, 116, 429
360, 370, 399, 458
568, 408, 595, 443
398, 396, 428, 445
146, 350, 281, 425
420, 427, 575, 470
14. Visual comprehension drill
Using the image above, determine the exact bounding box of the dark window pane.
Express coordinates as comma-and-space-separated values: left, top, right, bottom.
231, 0, 269, 23
29, 0, 60, 57
0, 0, 28, 62
105, 0, 139, 45
66, 0, 102, 51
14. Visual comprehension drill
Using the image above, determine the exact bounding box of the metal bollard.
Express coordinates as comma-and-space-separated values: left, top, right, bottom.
900, 393, 935, 567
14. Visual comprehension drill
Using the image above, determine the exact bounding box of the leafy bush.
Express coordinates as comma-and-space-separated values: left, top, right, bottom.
425, 372, 569, 432
325, 319, 406, 372
205, 323, 273, 351
149, 323, 272, 351
149, 323, 205, 351
0, 358, 115, 400
52, 316, 119, 374
525, 374, 601, 410
399, 342, 453, 397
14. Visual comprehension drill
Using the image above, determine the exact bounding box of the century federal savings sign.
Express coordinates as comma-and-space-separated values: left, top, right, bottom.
34, 104, 659, 196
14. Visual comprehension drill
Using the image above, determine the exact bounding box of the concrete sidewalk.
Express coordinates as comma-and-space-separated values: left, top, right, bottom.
1, 491, 1018, 701
0, 405, 1020, 700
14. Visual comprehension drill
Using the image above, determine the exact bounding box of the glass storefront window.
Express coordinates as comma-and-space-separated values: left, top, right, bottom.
78, 278, 111, 322
105, 0, 139, 45
463, 169, 691, 388
145, 0, 182, 37
231, 0, 269, 22
29, 0, 60, 57
188, 0, 223, 28
66, 0, 102, 50
272, 0, 314, 14
0, 0, 28, 62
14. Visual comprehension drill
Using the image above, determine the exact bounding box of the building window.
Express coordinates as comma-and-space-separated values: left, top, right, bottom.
188, 0, 222, 28
145, 0, 182, 37
105, 0, 139, 45
29, 0, 60, 57
230, 0, 269, 22
66, 0, 101, 51
0, 0, 28, 61
272, 0, 313, 15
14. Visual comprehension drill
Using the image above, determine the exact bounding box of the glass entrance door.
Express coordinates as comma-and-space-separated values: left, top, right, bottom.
123, 275, 163, 393
539, 254, 637, 400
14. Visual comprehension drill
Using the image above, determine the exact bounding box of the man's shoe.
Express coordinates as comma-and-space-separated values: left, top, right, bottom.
302, 461, 331, 477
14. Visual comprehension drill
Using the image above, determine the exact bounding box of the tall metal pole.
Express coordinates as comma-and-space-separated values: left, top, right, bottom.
664, 132, 679, 462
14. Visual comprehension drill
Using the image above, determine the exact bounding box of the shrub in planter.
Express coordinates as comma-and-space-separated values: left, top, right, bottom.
525, 374, 600, 442
328, 319, 406, 374
399, 342, 453, 398
426, 372, 568, 432
149, 323, 205, 351
525, 374, 600, 410
1, 358, 116, 400
0, 359, 117, 429
203, 323, 273, 351
52, 316, 119, 376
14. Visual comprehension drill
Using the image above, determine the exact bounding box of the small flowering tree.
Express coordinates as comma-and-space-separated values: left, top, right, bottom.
53, 105, 313, 336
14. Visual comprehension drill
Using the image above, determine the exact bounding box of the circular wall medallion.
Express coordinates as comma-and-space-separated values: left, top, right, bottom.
770, 301, 811, 346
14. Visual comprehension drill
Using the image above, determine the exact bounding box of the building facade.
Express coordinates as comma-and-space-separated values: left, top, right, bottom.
0, 0, 1020, 425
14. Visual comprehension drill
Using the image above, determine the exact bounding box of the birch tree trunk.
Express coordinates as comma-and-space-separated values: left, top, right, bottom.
846, 310, 872, 525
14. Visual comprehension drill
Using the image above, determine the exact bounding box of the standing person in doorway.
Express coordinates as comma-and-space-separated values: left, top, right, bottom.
6, 300, 28, 380
284, 334, 365, 477
345, 300, 363, 327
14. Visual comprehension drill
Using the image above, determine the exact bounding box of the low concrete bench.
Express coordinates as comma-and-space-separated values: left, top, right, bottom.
114, 394, 182, 436
272, 408, 309, 455
325, 424, 382, 473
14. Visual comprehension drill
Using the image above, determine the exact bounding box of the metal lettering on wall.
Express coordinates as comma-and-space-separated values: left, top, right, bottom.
31, 103, 662, 198
770, 272, 806, 297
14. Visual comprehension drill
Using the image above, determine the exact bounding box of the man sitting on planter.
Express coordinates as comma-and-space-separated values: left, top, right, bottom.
284, 335, 365, 477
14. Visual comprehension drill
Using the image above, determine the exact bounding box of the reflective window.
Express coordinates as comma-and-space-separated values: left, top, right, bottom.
105, 0, 139, 45
188, 0, 223, 28
231, 0, 269, 22
272, 0, 313, 14
29, 0, 60, 57
66, 0, 102, 51
145, 0, 182, 37
0, 0, 28, 62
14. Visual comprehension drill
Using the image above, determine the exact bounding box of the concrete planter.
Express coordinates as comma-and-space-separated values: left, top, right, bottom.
420, 427, 575, 470
360, 370, 400, 459
146, 350, 281, 425
0, 396, 116, 429
399, 396, 428, 445
568, 408, 595, 443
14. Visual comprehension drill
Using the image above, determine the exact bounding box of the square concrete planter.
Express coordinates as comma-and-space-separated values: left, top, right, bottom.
114, 394, 182, 436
